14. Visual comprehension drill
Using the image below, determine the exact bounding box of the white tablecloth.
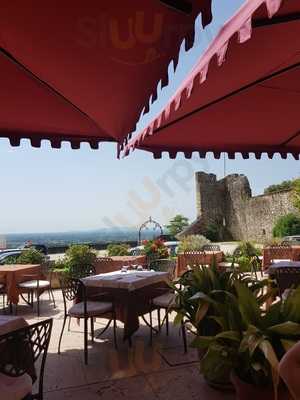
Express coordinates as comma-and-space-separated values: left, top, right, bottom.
82, 270, 169, 291
0, 316, 27, 336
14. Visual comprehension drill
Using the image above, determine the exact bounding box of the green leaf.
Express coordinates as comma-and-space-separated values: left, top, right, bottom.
173, 312, 184, 326
235, 282, 262, 327
189, 291, 215, 304
258, 340, 279, 400
281, 339, 297, 352
191, 336, 214, 349
268, 321, 300, 336
195, 302, 210, 325
215, 331, 240, 342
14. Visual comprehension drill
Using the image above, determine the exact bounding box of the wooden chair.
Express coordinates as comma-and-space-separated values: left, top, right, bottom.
58, 277, 117, 364
17, 263, 56, 317
0, 318, 53, 400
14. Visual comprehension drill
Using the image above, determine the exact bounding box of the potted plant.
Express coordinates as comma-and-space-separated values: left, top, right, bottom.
51, 244, 97, 286
142, 239, 169, 268
173, 262, 266, 389
190, 281, 300, 399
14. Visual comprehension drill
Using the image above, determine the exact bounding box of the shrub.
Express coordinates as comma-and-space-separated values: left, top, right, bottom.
53, 258, 69, 274
273, 213, 300, 237
17, 248, 45, 264
177, 235, 210, 253
107, 243, 130, 256
64, 244, 97, 278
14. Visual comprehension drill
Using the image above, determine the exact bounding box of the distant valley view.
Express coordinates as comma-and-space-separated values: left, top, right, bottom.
2, 228, 159, 249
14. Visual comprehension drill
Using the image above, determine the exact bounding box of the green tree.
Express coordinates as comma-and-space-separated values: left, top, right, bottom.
166, 215, 189, 237
273, 213, 300, 237
293, 178, 300, 211
264, 180, 294, 194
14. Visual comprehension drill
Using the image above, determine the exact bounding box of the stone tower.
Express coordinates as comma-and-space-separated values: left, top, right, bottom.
180, 172, 296, 241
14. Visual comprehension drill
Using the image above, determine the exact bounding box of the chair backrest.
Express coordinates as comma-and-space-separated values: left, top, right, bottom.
183, 250, 206, 269
202, 244, 221, 252
275, 267, 300, 297
281, 241, 293, 246
152, 259, 176, 280
0, 318, 53, 400
59, 277, 82, 303
269, 244, 292, 262
97, 257, 113, 262
132, 248, 143, 256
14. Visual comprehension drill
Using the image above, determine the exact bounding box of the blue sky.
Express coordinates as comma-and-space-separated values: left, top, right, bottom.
0, 0, 299, 234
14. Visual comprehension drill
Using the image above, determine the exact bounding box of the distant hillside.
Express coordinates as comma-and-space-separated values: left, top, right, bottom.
3, 228, 163, 249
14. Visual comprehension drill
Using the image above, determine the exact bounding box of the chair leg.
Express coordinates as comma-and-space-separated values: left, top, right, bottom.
84, 317, 88, 365
49, 288, 56, 308
37, 290, 40, 317
58, 315, 67, 354
181, 321, 188, 354
166, 311, 169, 336
90, 317, 94, 342
68, 316, 71, 331
113, 316, 117, 349
149, 309, 153, 346
157, 308, 161, 331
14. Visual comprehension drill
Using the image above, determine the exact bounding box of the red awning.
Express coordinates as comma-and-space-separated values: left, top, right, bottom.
123, 0, 300, 159
0, 0, 212, 149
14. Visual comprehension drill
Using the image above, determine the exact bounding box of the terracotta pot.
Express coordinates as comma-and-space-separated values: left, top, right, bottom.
231, 373, 291, 400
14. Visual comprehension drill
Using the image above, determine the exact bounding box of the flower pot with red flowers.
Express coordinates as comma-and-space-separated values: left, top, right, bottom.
142, 239, 169, 269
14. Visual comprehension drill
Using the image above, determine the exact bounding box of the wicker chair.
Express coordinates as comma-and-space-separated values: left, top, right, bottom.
17, 262, 56, 317
58, 277, 117, 364
0, 318, 53, 400
275, 267, 300, 299
202, 244, 221, 252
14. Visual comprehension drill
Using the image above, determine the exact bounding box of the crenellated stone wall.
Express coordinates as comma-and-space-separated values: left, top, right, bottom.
181, 172, 296, 241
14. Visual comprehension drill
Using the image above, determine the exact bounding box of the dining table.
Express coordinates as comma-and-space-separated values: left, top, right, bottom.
94, 255, 147, 274
267, 260, 300, 276
0, 264, 41, 304
176, 251, 224, 277
82, 269, 169, 340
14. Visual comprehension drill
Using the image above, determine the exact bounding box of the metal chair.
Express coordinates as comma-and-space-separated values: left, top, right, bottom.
202, 244, 221, 252
0, 318, 53, 400
149, 259, 187, 353
149, 259, 176, 279
17, 262, 56, 317
183, 250, 207, 270
58, 277, 117, 364
269, 244, 293, 265
275, 267, 300, 299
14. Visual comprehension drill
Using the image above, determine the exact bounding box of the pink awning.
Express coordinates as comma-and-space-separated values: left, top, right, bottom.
123, 0, 300, 159
0, 0, 212, 149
